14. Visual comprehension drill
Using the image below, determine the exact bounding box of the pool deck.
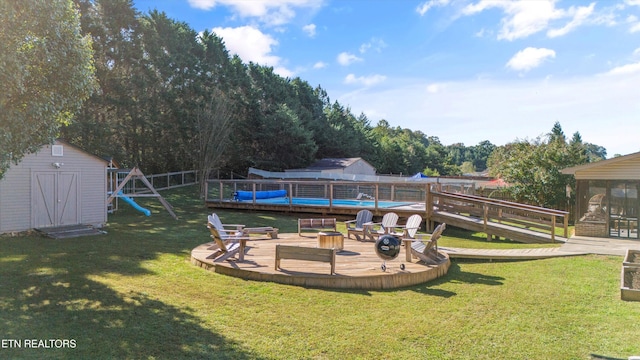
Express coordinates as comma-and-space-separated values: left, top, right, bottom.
191, 233, 450, 290
206, 199, 426, 218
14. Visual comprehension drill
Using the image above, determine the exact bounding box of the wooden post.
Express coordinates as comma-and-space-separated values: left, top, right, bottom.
289, 183, 293, 206
329, 183, 333, 211
551, 216, 556, 242
374, 184, 379, 210
252, 183, 256, 204
426, 184, 432, 232
483, 203, 488, 231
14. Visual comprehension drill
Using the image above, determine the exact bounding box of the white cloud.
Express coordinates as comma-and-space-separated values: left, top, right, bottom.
337, 72, 640, 157
188, 0, 217, 10
547, 3, 595, 37
303, 23, 316, 37
506, 47, 556, 72
189, 0, 323, 26
212, 26, 292, 77
626, 0, 640, 6
344, 74, 386, 86
313, 61, 327, 69
273, 66, 294, 78
416, 0, 450, 16
337, 52, 363, 66
359, 37, 387, 54
634, 48, 640, 57
602, 61, 640, 76
426, 83, 442, 93
628, 15, 640, 32
462, 0, 596, 41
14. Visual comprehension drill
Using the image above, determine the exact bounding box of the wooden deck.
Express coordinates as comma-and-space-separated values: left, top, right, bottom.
439, 246, 586, 260
191, 233, 451, 290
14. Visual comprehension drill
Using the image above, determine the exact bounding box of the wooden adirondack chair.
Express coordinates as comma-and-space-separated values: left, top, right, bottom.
345, 209, 373, 241
207, 214, 250, 261
363, 212, 399, 241
410, 223, 447, 264
389, 214, 423, 239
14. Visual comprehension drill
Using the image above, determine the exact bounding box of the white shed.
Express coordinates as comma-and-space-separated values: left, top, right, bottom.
0, 140, 108, 234
299, 158, 376, 176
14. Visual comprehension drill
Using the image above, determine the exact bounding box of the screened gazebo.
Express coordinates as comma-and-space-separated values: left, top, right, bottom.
562, 152, 640, 239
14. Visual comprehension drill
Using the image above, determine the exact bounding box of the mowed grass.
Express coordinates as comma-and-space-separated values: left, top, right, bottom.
1, 186, 639, 359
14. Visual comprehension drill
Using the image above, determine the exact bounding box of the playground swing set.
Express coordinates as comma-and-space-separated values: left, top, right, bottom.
107, 167, 178, 220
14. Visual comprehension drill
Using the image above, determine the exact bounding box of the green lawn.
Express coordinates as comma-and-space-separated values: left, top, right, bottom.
1, 186, 638, 359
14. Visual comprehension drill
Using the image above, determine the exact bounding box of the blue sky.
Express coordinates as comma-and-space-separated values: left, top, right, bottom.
133, 0, 640, 158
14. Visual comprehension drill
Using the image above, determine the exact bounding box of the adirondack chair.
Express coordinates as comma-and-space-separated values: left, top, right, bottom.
207, 214, 250, 261
345, 209, 373, 241
208, 213, 278, 239
410, 223, 447, 264
363, 212, 399, 241
389, 214, 423, 239
208, 213, 245, 239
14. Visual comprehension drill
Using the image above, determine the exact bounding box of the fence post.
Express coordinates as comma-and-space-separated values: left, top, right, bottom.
252, 183, 256, 204
426, 185, 432, 231
289, 183, 293, 206
374, 183, 379, 211
329, 183, 333, 210
551, 216, 556, 242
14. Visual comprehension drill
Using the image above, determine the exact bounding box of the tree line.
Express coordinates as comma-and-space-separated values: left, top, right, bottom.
2, 0, 608, 209
60, 0, 502, 178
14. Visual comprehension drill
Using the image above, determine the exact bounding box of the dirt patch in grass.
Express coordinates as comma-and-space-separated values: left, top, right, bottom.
624, 270, 640, 289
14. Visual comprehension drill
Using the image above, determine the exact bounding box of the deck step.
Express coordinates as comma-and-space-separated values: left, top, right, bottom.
36, 224, 106, 239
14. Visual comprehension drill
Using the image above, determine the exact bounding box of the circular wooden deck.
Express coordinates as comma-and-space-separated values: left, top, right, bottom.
191, 233, 450, 290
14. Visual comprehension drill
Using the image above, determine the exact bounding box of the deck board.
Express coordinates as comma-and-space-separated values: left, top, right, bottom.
191, 233, 450, 290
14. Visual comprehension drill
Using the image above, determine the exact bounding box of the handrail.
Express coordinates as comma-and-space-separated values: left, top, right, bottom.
430, 190, 568, 240
439, 191, 569, 216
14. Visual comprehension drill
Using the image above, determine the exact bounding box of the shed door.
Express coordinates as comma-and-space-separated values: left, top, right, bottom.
33, 172, 80, 228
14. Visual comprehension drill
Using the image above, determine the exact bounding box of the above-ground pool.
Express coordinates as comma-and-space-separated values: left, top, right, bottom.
236, 197, 414, 209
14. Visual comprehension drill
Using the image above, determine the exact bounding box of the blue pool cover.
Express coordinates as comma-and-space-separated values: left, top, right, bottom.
236, 196, 412, 209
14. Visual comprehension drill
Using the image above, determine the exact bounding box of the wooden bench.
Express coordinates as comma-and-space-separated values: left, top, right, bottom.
242, 226, 279, 239
275, 244, 336, 275
297, 218, 337, 236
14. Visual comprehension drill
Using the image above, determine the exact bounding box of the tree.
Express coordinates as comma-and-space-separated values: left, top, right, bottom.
194, 91, 234, 196
487, 123, 605, 209
0, 0, 96, 178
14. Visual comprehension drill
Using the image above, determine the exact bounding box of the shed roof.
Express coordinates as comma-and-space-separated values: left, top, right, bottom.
307, 157, 368, 170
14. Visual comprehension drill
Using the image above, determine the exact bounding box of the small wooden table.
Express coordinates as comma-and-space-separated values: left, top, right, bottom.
317, 231, 344, 251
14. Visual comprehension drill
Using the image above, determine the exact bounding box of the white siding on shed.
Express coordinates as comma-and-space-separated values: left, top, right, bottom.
343, 159, 375, 176
0, 140, 107, 233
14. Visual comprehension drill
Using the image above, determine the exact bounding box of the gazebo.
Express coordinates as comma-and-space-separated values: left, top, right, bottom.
562, 152, 640, 239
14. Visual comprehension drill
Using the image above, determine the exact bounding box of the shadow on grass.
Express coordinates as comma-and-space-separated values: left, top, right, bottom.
0, 187, 266, 359
403, 262, 505, 298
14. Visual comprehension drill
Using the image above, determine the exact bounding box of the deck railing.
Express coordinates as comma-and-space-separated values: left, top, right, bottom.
205, 179, 569, 241
427, 188, 569, 241
205, 179, 432, 211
